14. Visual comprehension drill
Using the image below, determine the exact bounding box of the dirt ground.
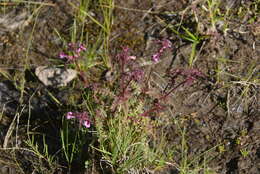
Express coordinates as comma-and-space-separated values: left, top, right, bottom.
0, 0, 259, 174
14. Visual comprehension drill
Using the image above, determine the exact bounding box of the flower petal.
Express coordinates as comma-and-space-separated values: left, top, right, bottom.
66, 112, 76, 119
83, 120, 91, 128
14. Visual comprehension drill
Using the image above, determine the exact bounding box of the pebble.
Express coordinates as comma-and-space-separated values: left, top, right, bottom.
35, 66, 77, 87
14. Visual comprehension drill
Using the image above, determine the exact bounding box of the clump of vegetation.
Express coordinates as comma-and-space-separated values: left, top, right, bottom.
58, 38, 206, 173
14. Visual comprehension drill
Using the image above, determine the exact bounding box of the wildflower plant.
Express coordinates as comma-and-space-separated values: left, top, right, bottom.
162, 68, 205, 99
59, 43, 87, 62
152, 39, 172, 63
141, 68, 205, 117
58, 42, 93, 170
110, 46, 144, 110
61, 110, 91, 170
59, 40, 206, 172
66, 111, 91, 128
91, 46, 183, 172
81, 42, 207, 172
59, 42, 89, 86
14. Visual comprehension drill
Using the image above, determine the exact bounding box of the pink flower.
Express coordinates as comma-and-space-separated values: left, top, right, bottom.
79, 44, 87, 51
76, 44, 87, 53
59, 43, 87, 62
131, 69, 144, 82
161, 39, 172, 49
122, 46, 129, 53
116, 46, 138, 73
66, 112, 76, 119
65, 111, 91, 128
67, 55, 74, 61
68, 43, 74, 47
152, 53, 160, 63
151, 39, 172, 63
59, 52, 67, 59
82, 120, 91, 128
117, 46, 137, 62
128, 56, 136, 60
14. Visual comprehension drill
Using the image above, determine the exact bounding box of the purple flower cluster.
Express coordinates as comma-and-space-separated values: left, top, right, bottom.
116, 46, 136, 73
129, 69, 144, 82
110, 47, 145, 110
140, 68, 204, 117
118, 47, 144, 83
66, 111, 91, 128
152, 39, 172, 63
59, 43, 87, 62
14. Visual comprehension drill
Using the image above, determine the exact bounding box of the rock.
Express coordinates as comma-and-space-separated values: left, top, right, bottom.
35, 66, 77, 87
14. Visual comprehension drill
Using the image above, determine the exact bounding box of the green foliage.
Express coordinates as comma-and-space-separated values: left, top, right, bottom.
96, 112, 148, 173
91, 80, 173, 173
60, 117, 89, 169
24, 134, 58, 173
68, 0, 114, 67
206, 0, 221, 31
160, 18, 206, 67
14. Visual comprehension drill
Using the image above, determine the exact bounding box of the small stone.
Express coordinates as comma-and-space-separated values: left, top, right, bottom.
105, 70, 116, 82
35, 66, 77, 87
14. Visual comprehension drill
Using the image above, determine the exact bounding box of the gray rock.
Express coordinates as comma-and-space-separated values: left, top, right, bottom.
35, 66, 77, 87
